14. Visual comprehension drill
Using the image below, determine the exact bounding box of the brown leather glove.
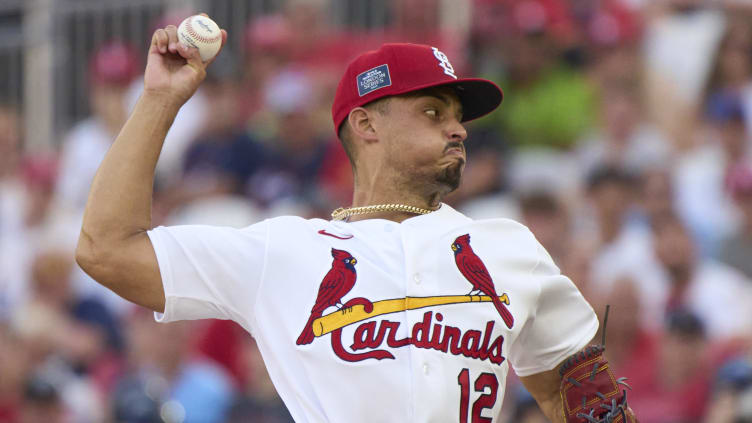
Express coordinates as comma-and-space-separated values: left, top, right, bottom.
560, 345, 638, 423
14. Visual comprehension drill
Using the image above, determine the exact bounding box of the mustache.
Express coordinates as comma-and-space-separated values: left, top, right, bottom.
444, 141, 465, 154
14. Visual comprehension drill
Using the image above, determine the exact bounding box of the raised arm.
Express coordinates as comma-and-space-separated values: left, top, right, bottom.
75, 18, 227, 313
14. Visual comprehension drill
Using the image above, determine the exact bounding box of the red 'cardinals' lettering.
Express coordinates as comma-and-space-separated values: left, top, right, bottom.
297, 248, 359, 345
333, 311, 506, 365
452, 234, 514, 329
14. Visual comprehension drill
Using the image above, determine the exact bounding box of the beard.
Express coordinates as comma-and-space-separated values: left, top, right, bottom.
436, 158, 464, 192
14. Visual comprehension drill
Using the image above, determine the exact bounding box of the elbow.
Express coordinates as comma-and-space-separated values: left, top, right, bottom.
75, 231, 111, 282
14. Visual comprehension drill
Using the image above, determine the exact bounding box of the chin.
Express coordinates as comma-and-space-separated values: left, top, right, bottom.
437, 162, 463, 192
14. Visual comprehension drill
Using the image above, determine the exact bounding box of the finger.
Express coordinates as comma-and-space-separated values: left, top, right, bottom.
165, 24, 179, 54
152, 29, 168, 54
199, 12, 208, 17
205, 29, 228, 67
177, 42, 206, 75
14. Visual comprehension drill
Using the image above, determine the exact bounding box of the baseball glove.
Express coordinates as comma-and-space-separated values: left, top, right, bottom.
559, 344, 637, 423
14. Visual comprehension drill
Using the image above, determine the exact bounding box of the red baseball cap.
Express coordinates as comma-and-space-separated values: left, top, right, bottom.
332, 43, 503, 134
89, 41, 141, 85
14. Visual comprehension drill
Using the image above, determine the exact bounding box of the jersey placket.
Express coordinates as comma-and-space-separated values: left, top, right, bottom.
400, 223, 444, 422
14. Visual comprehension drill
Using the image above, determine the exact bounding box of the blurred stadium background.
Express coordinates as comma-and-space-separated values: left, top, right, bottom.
2, 0, 752, 422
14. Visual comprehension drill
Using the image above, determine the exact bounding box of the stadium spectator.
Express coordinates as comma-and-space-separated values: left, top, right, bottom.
114, 310, 234, 423
0, 323, 28, 422
719, 166, 752, 279
651, 213, 752, 338
245, 69, 335, 214
628, 310, 713, 422
448, 127, 518, 220
225, 338, 293, 423
156, 53, 268, 223
19, 374, 66, 423
575, 81, 672, 178
704, 354, 752, 423
638, 168, 675, 226
674, 93, 749, 256
642, 0, 726, 151
54, 41, 140, 215
0, 103, 30, 319
518, 190, 569, 264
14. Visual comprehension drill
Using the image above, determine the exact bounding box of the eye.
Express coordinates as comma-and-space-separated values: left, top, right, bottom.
425, 108, 439, 119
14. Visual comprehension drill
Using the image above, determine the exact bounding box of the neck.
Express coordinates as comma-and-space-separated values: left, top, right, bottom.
346, 175, 443, 223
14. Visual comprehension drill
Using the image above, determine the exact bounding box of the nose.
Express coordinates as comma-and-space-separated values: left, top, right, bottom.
446, 117, 467, 144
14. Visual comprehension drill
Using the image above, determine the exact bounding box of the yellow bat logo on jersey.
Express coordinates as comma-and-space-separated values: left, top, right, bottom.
311, 294, 509, 337
306, 294, 510, 365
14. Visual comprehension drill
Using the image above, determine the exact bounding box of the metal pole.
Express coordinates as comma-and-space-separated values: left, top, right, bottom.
23, 0, 55, 154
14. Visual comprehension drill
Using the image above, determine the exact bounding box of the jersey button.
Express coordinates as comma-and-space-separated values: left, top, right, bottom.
423, 363, 429, 375
413, 274, 421, 284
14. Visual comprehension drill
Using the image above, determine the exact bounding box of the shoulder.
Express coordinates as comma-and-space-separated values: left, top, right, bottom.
262, 215, 328, 228
468, 216, 538, 242
460, 217, 546, 270
259, 215, 335, 238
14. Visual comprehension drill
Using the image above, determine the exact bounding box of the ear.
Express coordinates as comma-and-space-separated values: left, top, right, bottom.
347, 107, 379, 144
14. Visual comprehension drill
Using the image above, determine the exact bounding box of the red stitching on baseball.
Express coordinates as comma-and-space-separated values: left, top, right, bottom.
185, 17, 221, 45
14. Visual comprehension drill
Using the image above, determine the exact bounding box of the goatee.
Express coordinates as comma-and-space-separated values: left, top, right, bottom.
437, 160, 463, 192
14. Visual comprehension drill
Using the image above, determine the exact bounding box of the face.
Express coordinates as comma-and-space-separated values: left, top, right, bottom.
590, 181, 631, 221
371, 86, 468, 194
90, 82, 129, 131
653, 219, 695, 274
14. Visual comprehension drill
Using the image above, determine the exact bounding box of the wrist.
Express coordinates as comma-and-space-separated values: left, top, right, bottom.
140, 89, 185, 113
139, 89, 187, 113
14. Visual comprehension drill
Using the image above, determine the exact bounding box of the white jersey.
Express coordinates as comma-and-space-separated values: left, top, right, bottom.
147, 203, 597, 422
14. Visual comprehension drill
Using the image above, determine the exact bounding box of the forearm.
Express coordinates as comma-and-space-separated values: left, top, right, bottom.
520, 366, 565, 423
80, 93, 180, 246
537, 393, 564, 423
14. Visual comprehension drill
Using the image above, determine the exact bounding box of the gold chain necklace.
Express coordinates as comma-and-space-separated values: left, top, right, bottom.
331, 204, 436, 221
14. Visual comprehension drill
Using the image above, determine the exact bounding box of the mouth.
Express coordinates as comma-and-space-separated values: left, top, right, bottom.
445, 147, 466, 162
444, 140, 466, 158
445, 147, 464, 155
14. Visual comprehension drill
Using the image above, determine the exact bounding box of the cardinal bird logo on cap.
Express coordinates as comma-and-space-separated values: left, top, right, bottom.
452, 234, 514, 329
297, 248, 358, 345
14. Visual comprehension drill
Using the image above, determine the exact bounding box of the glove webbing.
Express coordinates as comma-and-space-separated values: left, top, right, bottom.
561, 306, 634, 423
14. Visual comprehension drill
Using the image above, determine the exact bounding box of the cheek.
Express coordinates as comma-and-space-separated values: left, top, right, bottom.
387, 125, 443, 165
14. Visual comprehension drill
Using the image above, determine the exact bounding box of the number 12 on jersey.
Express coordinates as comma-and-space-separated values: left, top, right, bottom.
457, 368, 499, 423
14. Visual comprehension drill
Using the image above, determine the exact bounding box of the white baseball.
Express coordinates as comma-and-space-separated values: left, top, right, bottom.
177, 15, 222, 62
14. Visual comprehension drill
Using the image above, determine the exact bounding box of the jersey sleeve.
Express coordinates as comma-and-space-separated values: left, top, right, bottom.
147, 221, 269, 331
509, 239, 599, 377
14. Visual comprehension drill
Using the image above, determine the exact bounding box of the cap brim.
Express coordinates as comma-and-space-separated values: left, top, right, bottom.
397, 78, 503, 123
450, 78, 504, 122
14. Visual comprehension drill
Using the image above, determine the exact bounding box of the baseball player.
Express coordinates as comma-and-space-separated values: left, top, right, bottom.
77, 17, 637, 423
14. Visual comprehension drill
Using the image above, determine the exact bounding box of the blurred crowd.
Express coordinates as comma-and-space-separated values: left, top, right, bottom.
2, 0, 752, 422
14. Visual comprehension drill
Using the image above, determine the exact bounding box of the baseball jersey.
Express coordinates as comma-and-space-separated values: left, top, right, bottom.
147, 203, 598, 422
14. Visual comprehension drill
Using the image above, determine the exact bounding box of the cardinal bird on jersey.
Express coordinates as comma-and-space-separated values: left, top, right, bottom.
452, 234, 514, 329
296, 248, 358, 345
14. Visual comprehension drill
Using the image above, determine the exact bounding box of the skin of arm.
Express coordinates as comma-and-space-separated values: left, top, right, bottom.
519, 364, 566, 423
75, 18, 227, 313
